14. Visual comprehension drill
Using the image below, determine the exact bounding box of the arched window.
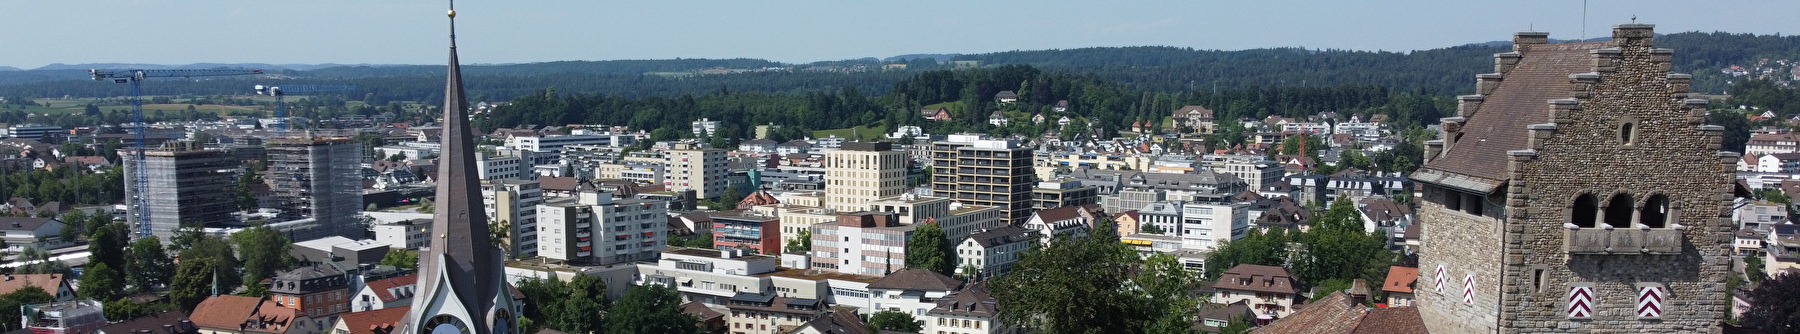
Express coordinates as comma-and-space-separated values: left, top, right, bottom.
1620, 122, 1637, 145
1603, 194, 1634, 228
1571, 194, 1599, 228
1640, 194, 1670, 228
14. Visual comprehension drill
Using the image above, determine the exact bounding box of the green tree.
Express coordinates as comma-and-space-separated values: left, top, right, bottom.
993, 221, 1152, 333
79, 262, 125, 301
1204, 228, 1292, 280
88, 222, 131, 270
602, 285, 697, 334
124, 237, 175, 292
0, 286, 54, 331
231, 226, 293, 285
867, 310, 923, 332
175, 233, 241, 293
905, 221, 951, 275
1742, 272, 1800, 334
1139, 254, 1203, 334
786, 229, 812, 253
1746, 253, 1767, 284
381, 249, 419, 269
1293, 197, 1395, 285
168, 258, 223, 313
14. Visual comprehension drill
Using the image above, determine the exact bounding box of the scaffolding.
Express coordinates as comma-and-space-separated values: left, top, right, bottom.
266, 137, 364, 241
122, 143, 240, 241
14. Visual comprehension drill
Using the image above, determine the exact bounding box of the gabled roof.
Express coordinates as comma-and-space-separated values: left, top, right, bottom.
188, 295, 264, 331
94, 310, 197, 334
679, 301, 725, 322
1253, 293, 1365, 334
1415, 42, 1609, 191
0, 274, 65, 296
0, 217, 57, 232
1174, 105, 1214, 119
336, 306, 409, 334
1210, 264, 1297, 295
965, 225, 1034, 248
928, 282, 997, 318
1382, 266, 1418, 294
867, 268, 962, 291
791, 311, 869, 334
1351, 307, 1428, 334
364, 274, 419, 302
1031, 206, 1084, 224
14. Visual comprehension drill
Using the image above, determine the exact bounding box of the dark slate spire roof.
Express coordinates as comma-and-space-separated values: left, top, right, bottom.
409, 2, 501, 332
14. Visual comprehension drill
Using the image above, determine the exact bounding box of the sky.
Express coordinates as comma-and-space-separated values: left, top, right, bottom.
3, 1, 1797, 69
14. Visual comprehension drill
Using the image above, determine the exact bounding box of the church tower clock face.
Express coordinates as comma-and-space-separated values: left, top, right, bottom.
493, 309, 514, 334
426, 315, 471, 334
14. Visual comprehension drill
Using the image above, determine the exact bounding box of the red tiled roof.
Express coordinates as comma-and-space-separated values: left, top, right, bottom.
364, 274, 418, 302
1255, 293, 1364, 334
1351, 307, 1427, 334
1383, 266, 1418, 294
188, 295, 264, 331
1417, 42, 1609, 189
337, 306, 409, 334
1210, 264, 1297, 295
1032, 206, 1084, 224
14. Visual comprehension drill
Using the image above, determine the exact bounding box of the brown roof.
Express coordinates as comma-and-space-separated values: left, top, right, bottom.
364, 274, 418, 302
1210, 264, 1297, 295
1417, 42, 1609, 190
1351, 307, 1427, 334
187, 295, 264, 331
1254, 293, 1365, 334
792, 311, 869, 334
928, 282, 997, 318
94, 310, 196, 334
1031, 206, 1084, 224
867, 268, 962, 291
0, 274, 65, 296
1383, 266, 1418, 294
680, 301, 725, 322
537, 176, 579, 192
336, 306, 409, 334
1174, 105, 1215, 119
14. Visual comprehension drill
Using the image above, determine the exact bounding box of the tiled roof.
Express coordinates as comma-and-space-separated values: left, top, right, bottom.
0, 217, 57, 232
188, 296, 264, 331
336, 306, 409, 334
791, 311, 869, 334
868, 268, 962, 292
0, 274, 64, 296
1210, 264, 1297, 295
1255, 293, 1365, 334
1032, 206, 1084, 224
1417, 42, 1609, 190
1382, 266, 1418, 294
679, 301, 725, 322
364, 274, 418, 302
965, 226, 1034, 248
1351, 307, 1427, 334
537, 176, 579, 192
94, 310, 197, 334
928, 282, 997, 318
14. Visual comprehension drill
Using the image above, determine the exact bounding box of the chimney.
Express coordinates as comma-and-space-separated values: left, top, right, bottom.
1513, 31, 1549, 52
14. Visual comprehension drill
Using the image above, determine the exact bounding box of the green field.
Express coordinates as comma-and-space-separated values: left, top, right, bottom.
813, 124, 888, 141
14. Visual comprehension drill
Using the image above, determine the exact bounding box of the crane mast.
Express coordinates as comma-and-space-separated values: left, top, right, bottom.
90, 69, 262, 238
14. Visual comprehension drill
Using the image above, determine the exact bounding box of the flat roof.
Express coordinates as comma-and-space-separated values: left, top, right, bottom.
754, 267, 883, 284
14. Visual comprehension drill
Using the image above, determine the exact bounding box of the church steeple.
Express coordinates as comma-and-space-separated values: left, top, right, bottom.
403, 2, 517, 333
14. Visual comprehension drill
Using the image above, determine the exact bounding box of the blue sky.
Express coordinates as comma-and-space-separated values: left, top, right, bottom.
4, 1, 1795, 69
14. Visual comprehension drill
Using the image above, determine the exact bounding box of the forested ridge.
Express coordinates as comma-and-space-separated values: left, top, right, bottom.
2, 31, 1794, 104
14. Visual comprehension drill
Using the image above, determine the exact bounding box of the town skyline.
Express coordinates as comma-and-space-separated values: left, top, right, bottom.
4, 0, 1798, 69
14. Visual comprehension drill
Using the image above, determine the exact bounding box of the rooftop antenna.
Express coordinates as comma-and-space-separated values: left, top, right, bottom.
1581, 0, 1588, 41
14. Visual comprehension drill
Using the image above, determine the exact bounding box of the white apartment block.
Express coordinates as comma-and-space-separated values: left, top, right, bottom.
867, 195, 1003, 243
482, 179, 543, 258
692, 118, 721, 137
824, 142, 909, 213
372, 219, 429, 250
811, 213, 914, 276
665, 142, 729, 199
1137, 201, 1249, 251
535, 188, 668, 265
476, 147, 534, 180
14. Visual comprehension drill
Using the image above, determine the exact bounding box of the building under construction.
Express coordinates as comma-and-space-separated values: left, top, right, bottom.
121, 144, 240, 240
266, 137, 364, 240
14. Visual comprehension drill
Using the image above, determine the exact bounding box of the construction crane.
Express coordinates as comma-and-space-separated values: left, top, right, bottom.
90, 68, 262, 238
253, 84, 356, 131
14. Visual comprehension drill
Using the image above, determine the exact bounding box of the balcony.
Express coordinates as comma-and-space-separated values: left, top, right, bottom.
1565, 227, 1682, 254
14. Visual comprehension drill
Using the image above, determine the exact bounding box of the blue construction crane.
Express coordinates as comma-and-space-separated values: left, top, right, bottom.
254, 84, 356, 131
90, 68, 262, 238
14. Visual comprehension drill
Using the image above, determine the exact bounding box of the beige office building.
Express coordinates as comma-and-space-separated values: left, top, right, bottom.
824, 142, 909, 212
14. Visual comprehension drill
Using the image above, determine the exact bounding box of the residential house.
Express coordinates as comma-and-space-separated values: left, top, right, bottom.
788, 311, 868, 334
924, 282, 1001, 334
1022, 206, 1089, 244
330, 306, 408, 334
1173, 105, 1217, 133
0, 274, 75, 301
1734, 200, 1788, 231
351, 274, 417, 312
189, 295, 323, 334
987, 111, 1009, 127
1383, 266, 1419, 307
1736, 228, 1767, 256
268, 264, 351, 318
866, 269, 962, 317
1747, 132, 1800, 156
724, 293, 823, 334
1198, 301, 1255, 332
738, 139, 779, 154
921, 108, 952, 121
954, 226, 1034, 279
0, 217, 70, 252
994, 91, 1018, 103
93, 310, 198, 334
1208, 264, 1300, 319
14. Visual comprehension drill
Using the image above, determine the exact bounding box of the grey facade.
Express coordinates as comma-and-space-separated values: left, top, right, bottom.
121, 146, 240, 240
267, 138, 365, 240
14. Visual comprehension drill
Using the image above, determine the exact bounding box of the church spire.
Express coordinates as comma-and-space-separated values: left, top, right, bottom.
404, 2, 515, 333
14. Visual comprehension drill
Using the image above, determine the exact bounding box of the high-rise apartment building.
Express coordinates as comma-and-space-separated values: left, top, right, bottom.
931, 134, 1036, 225
121, 146, 240, 240
824, 142, 909, 213
665, 142, 728, 199
535, 187, 668, 265
482, 179, 542, 259
266, 137, 365, 240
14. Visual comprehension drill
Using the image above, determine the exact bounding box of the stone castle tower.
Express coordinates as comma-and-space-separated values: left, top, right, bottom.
1410, 24, 1736, 333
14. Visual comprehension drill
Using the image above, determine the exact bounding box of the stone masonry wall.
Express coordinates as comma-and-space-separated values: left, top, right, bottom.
1416, 191, 1505, 334
1503, 25, 1731, 333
